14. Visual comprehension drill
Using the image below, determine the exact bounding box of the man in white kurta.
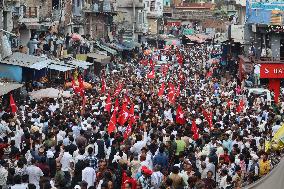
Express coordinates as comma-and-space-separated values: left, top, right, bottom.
82, 164, 96, 188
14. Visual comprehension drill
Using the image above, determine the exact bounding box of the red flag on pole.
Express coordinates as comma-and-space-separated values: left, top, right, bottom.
236, 99, 244, 113
101, 77, 106, 93
147, 68, 155, 79
149, 59, 154, 69
108, 109, 117, 134
191, 120, 197, 133
72, 79, 80, 94
168, 83, 176, 104
114, 98, 119, 112
10, 94, 17, 113
78, 76, 85, 97
191, 120, 199, 140
176, 105, 186, 124
104, 94, 112, 113
193, 129, 199, 140
128, 104, 136, 125
113, 83, 123, 97
118, 102, 129, 125
158, 82, 165, 97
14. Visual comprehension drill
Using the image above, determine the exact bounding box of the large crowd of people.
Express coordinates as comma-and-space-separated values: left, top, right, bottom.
0, 41, 284, 189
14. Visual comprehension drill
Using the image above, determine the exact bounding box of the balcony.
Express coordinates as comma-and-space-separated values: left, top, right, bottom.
116, 0, 144, 8
82, 1, 115, 13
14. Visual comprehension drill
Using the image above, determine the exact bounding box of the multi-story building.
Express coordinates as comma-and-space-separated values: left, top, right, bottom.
239, 1, 284, 80
81, 0, 115, 40
144, 0, 163, 35
244, 1, 284, 59
114, 0, 147, 41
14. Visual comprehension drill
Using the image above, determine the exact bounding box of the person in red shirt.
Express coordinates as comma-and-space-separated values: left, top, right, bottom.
219, 148, 230, 164
122, 170, 137, 189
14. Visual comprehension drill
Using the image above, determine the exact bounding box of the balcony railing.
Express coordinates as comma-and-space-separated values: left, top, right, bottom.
83, 2, 114, 13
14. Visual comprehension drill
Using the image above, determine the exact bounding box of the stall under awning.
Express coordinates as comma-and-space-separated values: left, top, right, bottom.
68, 59, 93, 69
47, 63, 74, 72
95, 41, 117, 55
0, 82, 23, 96
47, 60, 76, 72
87, 53, 111, 65
0, 52, 53, 70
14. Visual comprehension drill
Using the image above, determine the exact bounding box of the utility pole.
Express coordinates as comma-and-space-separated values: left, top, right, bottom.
0, 0, 4, 60
132, 0, 135, 41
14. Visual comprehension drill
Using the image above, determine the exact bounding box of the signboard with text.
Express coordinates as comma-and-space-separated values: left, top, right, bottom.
260, 63, 284, 78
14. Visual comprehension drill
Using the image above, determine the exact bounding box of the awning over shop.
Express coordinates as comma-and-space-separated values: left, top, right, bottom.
185, 34, 212, 43
95, 41, 117, 55
68, 59, 93, 69
0, 82, 23, 96
87, 53, 111, 65
47, 63, 75, 72
0, 52, 54, 70
122, 41, 141, 49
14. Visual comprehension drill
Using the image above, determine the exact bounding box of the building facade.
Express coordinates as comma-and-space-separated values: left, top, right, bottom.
114, 0, 147, 41
244, 1, 284, 59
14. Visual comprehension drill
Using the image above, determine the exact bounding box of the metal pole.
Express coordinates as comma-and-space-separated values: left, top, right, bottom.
132, 0, 135, 41
0, 1, 3, 60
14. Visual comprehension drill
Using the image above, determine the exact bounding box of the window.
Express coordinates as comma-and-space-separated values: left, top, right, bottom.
24, 7, 38, 18
29, 7, 38, 18
77, 0, 80, 7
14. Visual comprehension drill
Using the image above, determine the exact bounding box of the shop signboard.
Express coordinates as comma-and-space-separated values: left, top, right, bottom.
260, 63, 284, 78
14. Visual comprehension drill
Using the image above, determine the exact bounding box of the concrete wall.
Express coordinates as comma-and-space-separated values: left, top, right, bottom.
271, 34, 281, 59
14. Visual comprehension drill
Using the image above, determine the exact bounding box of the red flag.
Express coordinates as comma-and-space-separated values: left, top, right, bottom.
128, 104, 136, 125
78, 75, 84, 89
236, 99, 244, 113
202, 108, 213, 129
10, 94, 17, 113
114, 98, 119, 112
191, 120, 197, 133
191, 120, 199, 140
158, 82, 165, 97
78, 76, 85, 97
113, 83, 123, 97
147, 69, 155, 79
227, 100, 232, 109
101, 77, 106, 93
108, 109, 117, 134
149, 59, 154, 68
193, 129, 199, 140
123, 122, 132, 139
140, 59, 148, 66
176, 105, 186, 124
118, 102, 129, 125
123, 95, 131, 105
202, 108, 209, 120
168, 83, 176, 104
72, 79, 81, 94
104, 94, 112, 113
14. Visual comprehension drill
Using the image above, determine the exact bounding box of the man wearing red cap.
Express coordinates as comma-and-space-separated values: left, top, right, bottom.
138, 166, 152, 189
